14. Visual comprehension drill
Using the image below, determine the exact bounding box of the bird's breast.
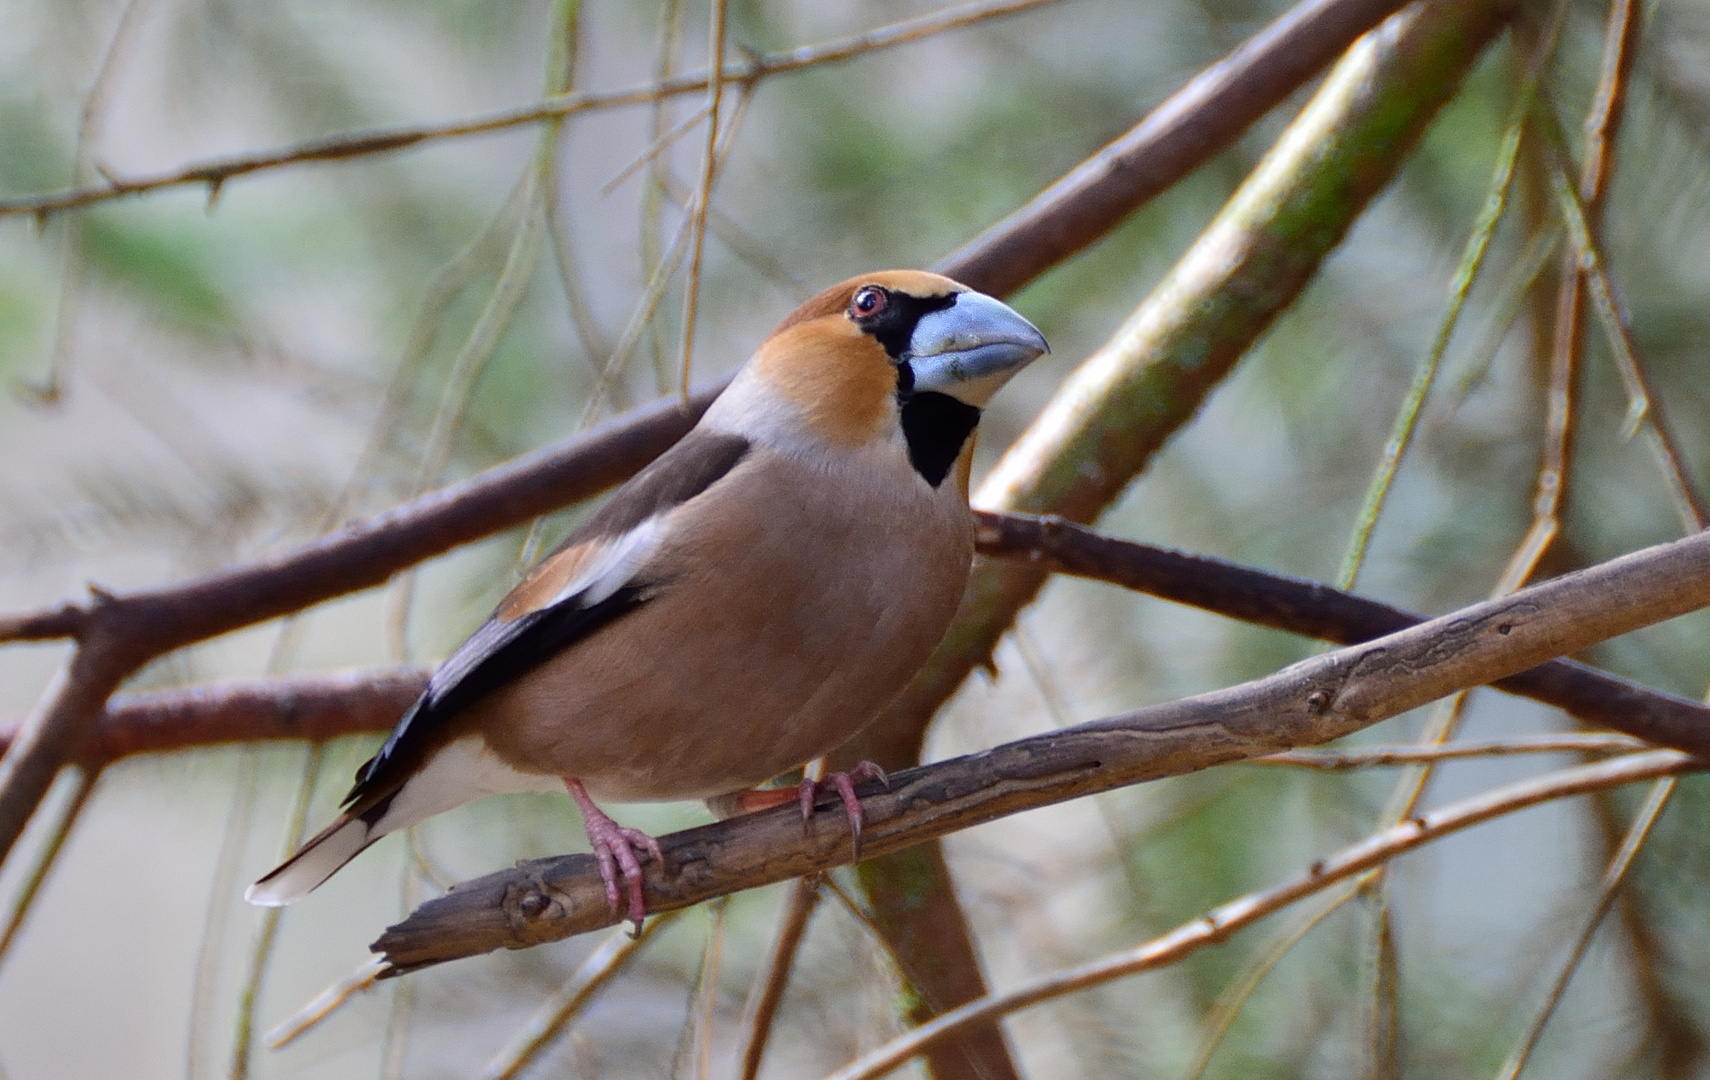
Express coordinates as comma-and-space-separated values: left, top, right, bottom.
470, 443, 973, 801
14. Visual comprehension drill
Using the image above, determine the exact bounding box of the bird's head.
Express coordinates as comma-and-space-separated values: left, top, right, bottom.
713, 271, 1049, 485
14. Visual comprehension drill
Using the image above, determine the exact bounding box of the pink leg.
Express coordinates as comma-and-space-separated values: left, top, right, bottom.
797, 760, 888, 859
564, 778, 662, 931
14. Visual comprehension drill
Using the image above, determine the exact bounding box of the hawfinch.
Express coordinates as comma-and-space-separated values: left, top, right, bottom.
247, 271, 1048, 925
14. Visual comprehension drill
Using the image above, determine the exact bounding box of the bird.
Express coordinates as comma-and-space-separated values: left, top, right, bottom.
246, 270, 1049, 927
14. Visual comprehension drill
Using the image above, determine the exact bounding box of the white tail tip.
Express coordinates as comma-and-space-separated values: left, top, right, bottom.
245, 815, 374, 907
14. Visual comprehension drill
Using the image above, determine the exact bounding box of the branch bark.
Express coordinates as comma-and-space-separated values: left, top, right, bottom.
940, 0, 1421, 295
371, 518, 1710, 974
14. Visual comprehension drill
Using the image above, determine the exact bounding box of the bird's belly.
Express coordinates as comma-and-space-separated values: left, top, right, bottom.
472, 463, 972, 801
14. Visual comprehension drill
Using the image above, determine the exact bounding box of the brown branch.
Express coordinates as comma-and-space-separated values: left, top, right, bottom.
370, 524, 1710, 974
46, 669, 425, 766
0, 602, 90, 644
974, 512, 1710, 755
735, 876, 822, 1080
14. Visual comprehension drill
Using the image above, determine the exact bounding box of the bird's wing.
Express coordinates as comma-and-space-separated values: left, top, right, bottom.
346, 429, 752, 802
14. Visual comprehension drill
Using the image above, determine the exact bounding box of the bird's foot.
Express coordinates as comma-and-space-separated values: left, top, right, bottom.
797, 760, 888, 860
715, 762, 887, 859
564, 778, 661, 933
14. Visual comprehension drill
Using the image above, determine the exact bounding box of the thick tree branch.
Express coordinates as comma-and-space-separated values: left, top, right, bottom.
21, 669, 427, 766
371, 524, 1710, 974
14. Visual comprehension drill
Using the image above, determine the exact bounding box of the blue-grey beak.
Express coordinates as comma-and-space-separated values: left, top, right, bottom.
906, 290, 1049, 407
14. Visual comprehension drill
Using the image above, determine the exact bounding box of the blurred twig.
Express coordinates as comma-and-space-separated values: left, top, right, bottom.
264, 957, 386, 1049
0, 768, 97, 971
736, 876, 822, 1080
482, 914, 680, 1080
1494, 776, 1675, 1080
28, 0, 156, 404
1336, 1, 1562, 589
676, 0, 730, 403
1180, 883, 1362, 1080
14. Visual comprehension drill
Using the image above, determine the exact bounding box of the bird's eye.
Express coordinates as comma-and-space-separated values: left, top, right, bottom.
850, 286, 887, 319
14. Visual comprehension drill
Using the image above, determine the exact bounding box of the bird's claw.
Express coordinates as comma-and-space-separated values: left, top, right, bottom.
798, 760, 888, 861
567, 779, 661, 933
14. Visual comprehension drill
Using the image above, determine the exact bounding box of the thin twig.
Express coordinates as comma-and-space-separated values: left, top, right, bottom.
1335, 1, 1564, 589
265, 958, 387, 1049
1255, 734, 1648, 769
580, 85, 754, 423
229, 743, 324, 1079
481, 914, 680, 1080
0, 768, 97, 971
186, 745, 263, 1080
676, 0, 730, 404
1531, 112, 1710, 530
736, 876, 823, 1080
1180, 883, 1362, 1080
599, 103, 712, 197
27, 0, 157, 403
1492, 776, 1675, 1079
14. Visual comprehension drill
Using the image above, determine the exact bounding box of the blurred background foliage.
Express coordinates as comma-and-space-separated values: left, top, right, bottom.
2, 0, 1710, 1077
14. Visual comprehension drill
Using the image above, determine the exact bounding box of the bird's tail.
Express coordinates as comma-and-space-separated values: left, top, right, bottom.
244, 736, 559, 906
244, 811, 379, 907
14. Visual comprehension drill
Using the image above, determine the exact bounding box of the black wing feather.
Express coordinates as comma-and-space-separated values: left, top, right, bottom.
348, 585, 648, 802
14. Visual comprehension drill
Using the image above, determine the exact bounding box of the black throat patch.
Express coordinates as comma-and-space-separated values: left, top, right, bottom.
899, 391, 981, 487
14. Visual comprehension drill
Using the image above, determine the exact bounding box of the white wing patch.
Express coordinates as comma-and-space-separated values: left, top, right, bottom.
545, 514, 668, 610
